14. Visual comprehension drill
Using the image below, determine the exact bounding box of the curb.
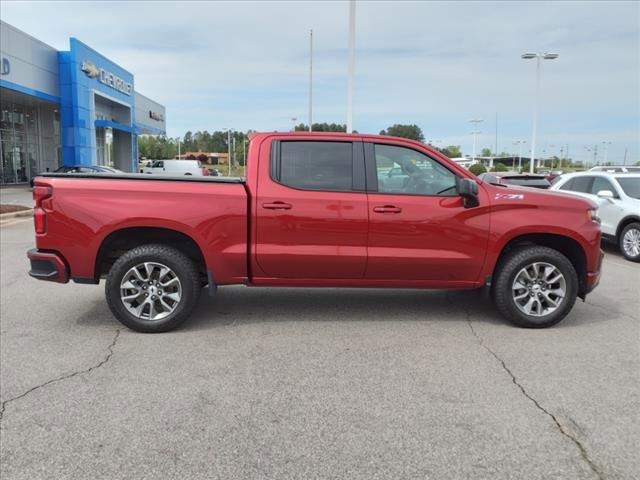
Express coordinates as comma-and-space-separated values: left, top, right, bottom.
0, 208, 34, 222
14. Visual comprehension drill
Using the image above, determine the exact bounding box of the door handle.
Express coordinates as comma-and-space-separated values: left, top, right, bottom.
262, 201, 292, 210
373, 205, 402, 214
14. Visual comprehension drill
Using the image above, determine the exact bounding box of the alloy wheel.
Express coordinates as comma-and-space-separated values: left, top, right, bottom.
120, 262, 182, 321
511, 262, 566, 317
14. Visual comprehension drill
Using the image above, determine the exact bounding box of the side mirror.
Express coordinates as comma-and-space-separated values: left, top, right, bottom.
597, 190, 614, 202
457, 177, 479, 208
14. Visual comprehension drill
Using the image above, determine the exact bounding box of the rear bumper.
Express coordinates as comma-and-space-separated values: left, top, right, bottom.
27, 249, 69, 283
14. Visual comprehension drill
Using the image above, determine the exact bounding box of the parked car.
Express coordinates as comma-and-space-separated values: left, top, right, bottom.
142, 159, 209, 176
478, 172, 551, 189
550, 172, 640, 261
28, 132, 602, 332
30, 165, 122, 187
589, 166, 640, 173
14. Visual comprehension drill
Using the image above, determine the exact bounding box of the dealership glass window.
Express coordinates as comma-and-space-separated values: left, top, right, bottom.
374, 144, 457, 195
278, 141, 353, 191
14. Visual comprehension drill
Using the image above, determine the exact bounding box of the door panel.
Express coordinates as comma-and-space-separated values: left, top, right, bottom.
365, 143, 490, 282
255, 139, 368, 279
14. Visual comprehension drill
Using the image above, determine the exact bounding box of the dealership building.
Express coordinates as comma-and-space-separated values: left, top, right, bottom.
0, 21, 166, 184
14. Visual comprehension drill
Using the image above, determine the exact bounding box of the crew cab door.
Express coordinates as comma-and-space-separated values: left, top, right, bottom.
254, 139, 368, 279
364, 142, 490, 282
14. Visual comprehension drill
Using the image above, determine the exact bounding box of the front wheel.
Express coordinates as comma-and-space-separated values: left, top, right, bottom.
105, 244, 201, 332
619, 222, 640, 262
493, 246, 578, 328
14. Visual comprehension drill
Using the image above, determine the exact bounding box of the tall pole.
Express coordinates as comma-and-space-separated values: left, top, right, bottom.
233, 136, 236, 167
494, 111, 498, 155
227, 129, 231, 176
177, 137, 180, 159
309, 29, 313, 132
529, 56, 541, 173
623, 147, 628, 165
243, 139, 247, 166
469, 118, 483, 163
346, 0, 356, 133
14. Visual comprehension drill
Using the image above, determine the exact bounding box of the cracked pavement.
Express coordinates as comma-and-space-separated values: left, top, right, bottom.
1, 219, 639, 479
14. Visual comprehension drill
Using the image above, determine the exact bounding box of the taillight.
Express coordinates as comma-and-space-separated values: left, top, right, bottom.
33, 185, 52, 234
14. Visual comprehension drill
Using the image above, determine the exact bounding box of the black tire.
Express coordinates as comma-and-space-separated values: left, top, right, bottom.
619, 222, 640, 262
493, 246, 578, 328
105, 244, 201, 333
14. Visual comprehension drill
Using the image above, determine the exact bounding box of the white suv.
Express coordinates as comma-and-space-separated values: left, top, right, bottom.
551, 172, 640, 261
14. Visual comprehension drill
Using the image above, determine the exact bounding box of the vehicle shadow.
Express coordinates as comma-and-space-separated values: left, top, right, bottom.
183, 287, 505, 332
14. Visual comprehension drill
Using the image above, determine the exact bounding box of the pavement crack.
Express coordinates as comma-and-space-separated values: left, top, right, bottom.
0, 329, 121, 423
461, 306, 605, 480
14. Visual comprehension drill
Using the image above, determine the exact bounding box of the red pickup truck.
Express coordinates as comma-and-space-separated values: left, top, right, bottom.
29, 133, 602, 332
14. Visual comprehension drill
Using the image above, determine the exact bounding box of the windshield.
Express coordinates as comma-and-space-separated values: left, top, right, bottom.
617, 178, 640, 199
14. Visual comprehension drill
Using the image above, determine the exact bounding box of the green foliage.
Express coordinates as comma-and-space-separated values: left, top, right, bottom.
379, 124, 424, 142
138, 130, 250, 162
294, 123, 347, 132
468, 163, 487, 176
491, 162, 509, 172
438, 145, 462, 158
481, 148, 492, 157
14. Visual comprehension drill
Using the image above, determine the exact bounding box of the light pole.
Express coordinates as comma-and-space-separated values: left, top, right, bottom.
176, 136, 181, 159
308, 29, 313, 132
346, 0, 356, 133
602, 141, 611, 165
469, 118, 483, 164
223, 128, 233, 176
291, 117, 297, 132
522, 52, 559, 173
513, 140, 526, 171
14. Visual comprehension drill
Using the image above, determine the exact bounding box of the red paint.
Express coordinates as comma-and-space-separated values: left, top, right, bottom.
29, 132, 602, 296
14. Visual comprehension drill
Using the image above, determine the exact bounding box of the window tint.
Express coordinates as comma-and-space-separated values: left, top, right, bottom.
278, 141, 352, 191
617, 178, 640, 199
374, 144, 456, 195
152, 161, 164, 168
590, 177, 618, 197
561, 176, 592, 193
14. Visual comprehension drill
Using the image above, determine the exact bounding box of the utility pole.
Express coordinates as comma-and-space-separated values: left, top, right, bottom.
346, 0, 356, 133
494, 111, 498, 155
233, 135, 236, 167
522, 52, 559, 173
177, 136, 181, 159
309, 29, 313, 132
623, 147, 628, 165
291, 117, 297, 132
469, 118, 483, 163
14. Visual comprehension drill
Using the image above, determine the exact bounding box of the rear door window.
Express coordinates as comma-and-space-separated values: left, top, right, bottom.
275, 141, 353, 191
590, 177, 619, 198
561, 176, 592, 193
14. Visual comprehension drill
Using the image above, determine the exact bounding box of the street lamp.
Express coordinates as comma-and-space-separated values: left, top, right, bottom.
223, 128, 234, 176
522, 52, 559, 173
176, 136, 181, 159
602, 141, 611, 165
469, 118, 483, 163
513, 140, 526, 171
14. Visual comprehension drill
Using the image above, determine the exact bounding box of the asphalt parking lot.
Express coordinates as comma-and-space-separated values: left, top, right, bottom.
1, 218, 638, 480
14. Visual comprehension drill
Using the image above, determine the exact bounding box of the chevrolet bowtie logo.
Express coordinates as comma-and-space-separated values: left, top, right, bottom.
81, 61, 99, 78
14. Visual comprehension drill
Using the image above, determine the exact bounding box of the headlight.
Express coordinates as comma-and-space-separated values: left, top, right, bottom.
587, 208, 601, 224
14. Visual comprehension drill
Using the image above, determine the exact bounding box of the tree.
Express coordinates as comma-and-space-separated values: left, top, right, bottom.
295, 122, 347, 132
438, 145, 462, 158
468, 163, 487, 176
481, 148, 492, 157
491, 162, 509, 172
379, 124, 424, 142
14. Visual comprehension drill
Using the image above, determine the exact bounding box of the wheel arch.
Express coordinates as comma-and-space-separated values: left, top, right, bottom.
493, 233, 588, 298
95, 227, 207, 281
615, 215, 640, 240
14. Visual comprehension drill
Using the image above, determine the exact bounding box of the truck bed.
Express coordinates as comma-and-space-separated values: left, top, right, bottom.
33, 174, 249, 284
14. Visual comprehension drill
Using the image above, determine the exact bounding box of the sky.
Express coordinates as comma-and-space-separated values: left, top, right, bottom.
2, 0, 639, 163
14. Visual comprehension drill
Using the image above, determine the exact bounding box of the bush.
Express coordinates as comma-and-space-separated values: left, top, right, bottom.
468, 163, 487, 176
491, 162, 508, 172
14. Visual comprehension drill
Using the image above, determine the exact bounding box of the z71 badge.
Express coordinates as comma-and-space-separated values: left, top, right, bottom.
495, 193, 524, 200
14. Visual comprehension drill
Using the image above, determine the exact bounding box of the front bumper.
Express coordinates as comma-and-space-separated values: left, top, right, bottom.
584, 249, 604, 295
27, 249, 69, 283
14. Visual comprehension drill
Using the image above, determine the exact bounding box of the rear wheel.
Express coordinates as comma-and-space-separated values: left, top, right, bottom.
619, 222, 640, 262
493, 246, 578, 328
105, 244, 201, 332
